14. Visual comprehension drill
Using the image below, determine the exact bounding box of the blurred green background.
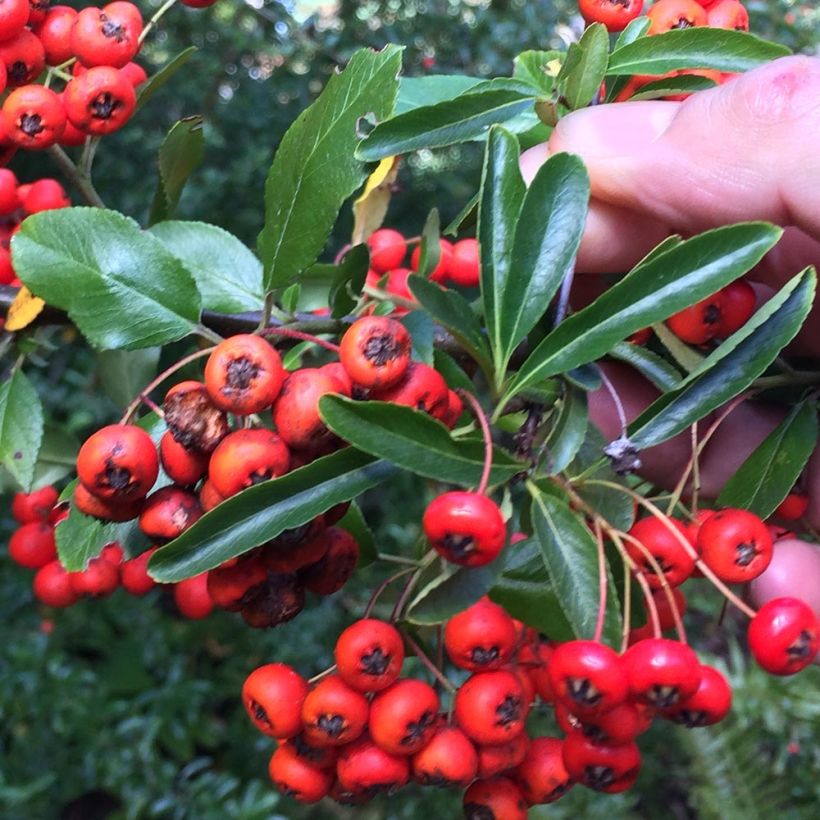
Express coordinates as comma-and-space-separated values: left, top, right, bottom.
3, 1, 820, 818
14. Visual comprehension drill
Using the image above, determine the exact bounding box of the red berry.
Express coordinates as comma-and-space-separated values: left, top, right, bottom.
120, 547, 158, 596
300, 526, 360, 596
623, 638, 701, 708
35, 5, 78, 66
647, 0, 708, 34
119, 60, 147, 87
335, 734, 409, 796
268, 744, 333, 804
667, 291, 724, 345
159, 431, 209, 486
518, 637, 555, 702
462, 776, 528, 820
664, 664, 732, 727
626, 516, 695, 589
70, 555, 119, 597
411, 725, 478, 787
444, 597, 517, 671
410, 238, 453, 283
555, 700, 649, 745
71, 2, 143, 69
173, 573, 213, 619
138, 486, 202, 542
73, 482, 143, 522
370, 361, 449, 418
2, 84, 66, 149
334, 618, 405, 693
0, 0, 29, 43
163, 380, 229, 454
207, 554, 266, 610
0, 30, 46, 87
63, 66, 137, 135
11, 485, 58, 524
33, 560, 80, 608
207, 429, 290, 498
455, 669, 527, 746
302, 675, 369, 747
423, 491, 506, 567
707, 0, 749, 31
747, 597, 819, 675
272, 368, 343, 450
448, 238, 480, 287
716, 279, 755, 335
339, 316, 411, 390
697, 508, 773, 583
100, 542, 124, 567
242, 663, 309, 738
9, 521, 57, 569
0, 167, 19, 214
514, 736, 573, 805
20, 178, 71, 213
369, 678, 439, 755
775, 492, 810, 521
367, 228, 406, 274
561, 730, 640, 793
263, 524, 330, 574
476, 732, 531, 779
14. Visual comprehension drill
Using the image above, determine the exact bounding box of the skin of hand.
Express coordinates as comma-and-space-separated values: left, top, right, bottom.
520, 56, 820, 605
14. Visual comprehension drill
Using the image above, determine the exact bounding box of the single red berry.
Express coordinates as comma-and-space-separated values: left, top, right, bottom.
547, 640, 629, 717
448, 238, 480, 287
0, 30, 46, 87
173, 573, 214, 619
514, 736, 573, 805
666, 291, 725, 345
239, 571, 304, 628
334, 618, 405, 693
2, 84, 66, 149
208, 428, 290, 498
444, 597, 517, 671
579, 0, 644, 32
199, 478, 225, 512
0, 246, 14, 285
462, 776, 529, 820
410, 238, 453, 283
100, 542, 124, 567
302, 675, 370, 748
35, 5, 78, 66
0, 0, 29, 43
204, 334, 285, 415
318, 362, 353, 398
159, 431, 209, 486
747, 596, 819, 675
335, 734, 410, 796
63, 66, 137, 135
367, 228, 407, 274
628, 327, 652, 345
20, 178, 71, 213
163, 380, 229, 454
647, 0, 708, 34
339, 315, 411, 389
268, 744, 333, 804
70, 555, 119, 598
0, 167, 19, 215
119, 60, 147, 87
441, 389, 463, 429
652, 586, 688, 632
73, 482, 143, 522
300, 526, 360, 596
11, 485, 58, 524
455, 669, 527, 746
697, 508, 773, 583
664, 664, 732, 727
207, 554, 266, 610
120, 547, 158, 596
707, 0, 749, 30
626, 516, 695, 588
263, 526, 331, 574
71, 2, 143, 69
518, 637, 556, 702
138, 486, 202, 542
9, 521, 57, 569
775, 492, 810, 521
561, 730, 641, 793
623, 638, 701, 708
383, 267, 416, 314
423, 491, 506, 567
272, 368, 343, 450
476, 732, 531, 779
555, 700, 649, 745
33, 560, 80, 608
281, 733, 339, 771
242, 662, 309, 738
369, 678, 439, 755
370, 361, 449, 418
411, 725, 478, 787
716, 279, 755, 335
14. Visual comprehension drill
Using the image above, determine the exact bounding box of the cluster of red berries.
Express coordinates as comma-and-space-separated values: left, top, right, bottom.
7, 483, 215, 618
365, 227, 480, 313
0, 169, 69, 285
0, 0, 219, 158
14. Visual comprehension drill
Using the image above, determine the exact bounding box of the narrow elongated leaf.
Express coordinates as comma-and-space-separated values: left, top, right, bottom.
0, 369, 43, 491
544, 384, 588, 475
531, 487, 621, 647
13, 208, 201, 349
136, 47, 196, 111
150, 221, 264, 314
415, 209, 441, 278
148, 116, 204, 225
149, 449, 397, 582
320, 396, 524, 486
627, 74, 718, 101
614, 16, 651, 49
717, 402, 818, 518
478, 127, 525, 378
558, 23, 609, 109
505, 223, 781, 401
630, 269, 815, 448
497, 153, 589, 370
395, 75, 482, 114
609, 342, 682, 391
259, 46, 401, 289
328, 244, 369, 318
357, 89, 535, 161
608, 28, 790, 76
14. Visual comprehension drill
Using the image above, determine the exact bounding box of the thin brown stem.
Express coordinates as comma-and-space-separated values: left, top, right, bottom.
593, 519, 608, 643
259, 325, 340, 353
457, 389, 493, 495
362, 568, 415, 619
402, 631, 456, 693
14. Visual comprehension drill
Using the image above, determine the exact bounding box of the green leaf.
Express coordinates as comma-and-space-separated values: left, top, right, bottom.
405, 560, 503, 625
607, 28, 790, 76
328, 244, 369, 318
13, 208, 201, 350
433, 349, 476, 394
31, 425, 79, 489
395, 75, 482, 114
626, 74, 718, 101
149, 221, 265, 314
652, 321, 706, 373
320, 395, 524, 486
609, 341, 682, 391
716, 402, 818, 519
614, 16, 651, 49
357, 89, 536, 161
557, 23, 609, 109
149, 449, 397, 582
97, 348, 161, 409
444, 192, 479, 236
281, 284, 301, 314
543, 384, 588, 475
415, 209, 441, 278
400, 310, 436, 365
478, 127, 525, 381
136, 47, 197, 111
630, 268, 816, 448
148, 116, 204, 225
336, 502, 377, 568
55, 507, 112, 571
504, 223, 781, 401
513, 50, 563, 95
530, 486, 621, 648
496, 152, 589, 371
0, 368, 43, 491
408, 275, 492, 372
258, 46, 402, 290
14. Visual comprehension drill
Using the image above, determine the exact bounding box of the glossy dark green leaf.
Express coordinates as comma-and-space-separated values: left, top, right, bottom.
148, 116, 205, 225
478, 127, 525, 380
609, 342, 682, 391
149, 449, 397, 582
97, 348, 161, 409
415, 209, 441, 278
444, 193, 479, 236
136, 47, 196, 111
717, 402, 818, 518
55, 507, 112, 571
328, 244, 369, 318
531, 486, 621, 648
433, 349, 476, 394
513, 50, 563, 95
357, 89, 535, 161
400, 310, 436, 365
395, 75, 482, 114
150, 221, 264, 314
0, 368, 43, 491
259, 46, 402, 289
631, 268, 815, 448
504, 223, 781, 401
497, 153, 589, 371
614, 16, 651, 49
627, 74, 718, 101
320, 396, 524, 486
557, 23, 609, 109
13, 208, 201, 349
543, 384, 588, 475
607, 28, 790, 76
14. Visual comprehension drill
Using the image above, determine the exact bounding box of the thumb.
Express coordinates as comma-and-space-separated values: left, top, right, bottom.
547, 56, 820, 241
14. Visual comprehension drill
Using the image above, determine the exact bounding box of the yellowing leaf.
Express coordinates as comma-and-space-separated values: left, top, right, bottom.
5, 286, 45, 331
546, 59, 562, 76
352, 156, 399, 245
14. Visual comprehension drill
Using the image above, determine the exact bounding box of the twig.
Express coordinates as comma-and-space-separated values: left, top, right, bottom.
457, 389, 494, 495
46, 146, 106, 208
